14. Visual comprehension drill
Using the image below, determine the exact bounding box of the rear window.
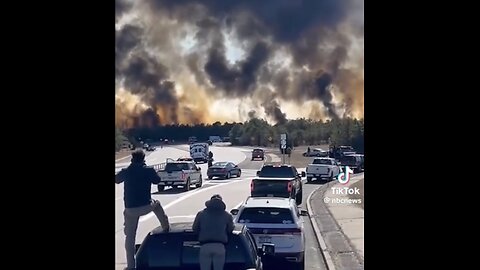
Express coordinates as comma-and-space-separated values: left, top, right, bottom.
258, 166, 295, 177
238, 207, 294, 224
252, 179, 290, 196
141, 233, 250, 268
213, 162, 228, 167
165, 163, 189, 171
340, 156, 357, 163
313, 159, 332, 165
253, 149, 263, 152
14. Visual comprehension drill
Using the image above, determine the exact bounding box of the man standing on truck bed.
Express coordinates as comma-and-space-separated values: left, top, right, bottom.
193, 194, 234, 270
115, 150, 170, 270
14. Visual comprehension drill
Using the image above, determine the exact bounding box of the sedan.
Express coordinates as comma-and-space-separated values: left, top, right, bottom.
207, 162, 242, 179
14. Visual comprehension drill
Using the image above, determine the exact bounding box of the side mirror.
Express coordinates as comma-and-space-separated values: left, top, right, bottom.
256, 171, 260, 176
135, 244, 141, 254
230, 209, 239, 215
258, 243, 275, 256
301, 171, 306, 177
300, 209, 308, 216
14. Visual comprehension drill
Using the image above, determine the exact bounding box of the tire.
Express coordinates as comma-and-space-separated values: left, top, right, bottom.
294, 258, 305, 270
184, 179, 191, 191
208, 176, 213, 180
157, 185, 165, 192
296, 191, 303, 205
195, 176, 202, 188
237, 170, 241, 177
306, 177, 312, 183
226, 172, 231, 179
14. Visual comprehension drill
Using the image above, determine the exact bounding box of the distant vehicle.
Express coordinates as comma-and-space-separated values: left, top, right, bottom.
252, 148, 265, 161
188, 136, 197, 144
207, 161, 242, 179
177, 157, 194, 162
329, 145, 356, 159
209, 135, 222, 142
338, 154, 364, 173
252, 164, 305, 205
306, 158, 341, 182
189, 143, 209, 163
231, 197, 307, 269
135, 222, 275, 270
302, 148, 328, 157
155, 161, 202, 192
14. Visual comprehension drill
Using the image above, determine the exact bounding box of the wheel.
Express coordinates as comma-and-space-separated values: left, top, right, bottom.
157, 185, 165, 192
306, 177, 312, 183
226, 172, 231, 179
184, 179, 191, 191
237, 170, 241, 177
208, 176, 213, 180
294, 258, 305, 270
195, 176, 202, 188
296, 190, 303, 205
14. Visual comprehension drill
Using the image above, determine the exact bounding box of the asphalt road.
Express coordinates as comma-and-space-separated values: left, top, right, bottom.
115, 145, 327, 270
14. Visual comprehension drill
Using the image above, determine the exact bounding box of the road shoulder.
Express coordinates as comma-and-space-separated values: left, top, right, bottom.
307, 175, 364, 270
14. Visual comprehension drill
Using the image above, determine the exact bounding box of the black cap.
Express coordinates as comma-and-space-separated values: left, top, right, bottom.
131, 149, 145, 163
211, 194, 223, 201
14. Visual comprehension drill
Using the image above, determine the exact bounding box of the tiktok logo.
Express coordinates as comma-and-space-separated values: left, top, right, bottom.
338, 166, 354, 185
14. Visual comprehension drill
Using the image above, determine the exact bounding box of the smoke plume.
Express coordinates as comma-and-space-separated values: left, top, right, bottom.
116, 0, 363, 127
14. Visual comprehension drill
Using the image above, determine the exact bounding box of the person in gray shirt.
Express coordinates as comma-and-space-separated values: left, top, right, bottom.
193, 194, 234, 270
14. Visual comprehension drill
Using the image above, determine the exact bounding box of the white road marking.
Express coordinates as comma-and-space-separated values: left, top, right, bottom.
139, 180, 242, 222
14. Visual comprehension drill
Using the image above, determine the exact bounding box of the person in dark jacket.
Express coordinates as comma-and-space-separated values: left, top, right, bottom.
208, 151, 214, 167
193, 194, 234, 270
115, 150, 170, 270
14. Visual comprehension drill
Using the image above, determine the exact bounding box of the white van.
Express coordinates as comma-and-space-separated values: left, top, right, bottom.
189, 143, 209, 163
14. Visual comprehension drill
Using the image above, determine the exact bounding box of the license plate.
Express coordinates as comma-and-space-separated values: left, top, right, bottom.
258, 236, 271, 243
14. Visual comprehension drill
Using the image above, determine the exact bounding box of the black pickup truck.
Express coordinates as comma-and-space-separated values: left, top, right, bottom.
135, 222, 275, 270
251, 164, 305, 205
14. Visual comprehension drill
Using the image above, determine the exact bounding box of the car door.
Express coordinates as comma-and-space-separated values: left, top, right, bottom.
188, 163, 199, 182
331, 160, 340, 176
231, 163, 239, 175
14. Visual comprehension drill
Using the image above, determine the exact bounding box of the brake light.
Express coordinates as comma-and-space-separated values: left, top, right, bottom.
182, 172, 187, 180
287, 182, 292, 193
251, 180, 254, 192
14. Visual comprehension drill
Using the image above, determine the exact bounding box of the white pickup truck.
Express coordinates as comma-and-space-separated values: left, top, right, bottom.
306, 157, 341, 182
155, 161, 203, 192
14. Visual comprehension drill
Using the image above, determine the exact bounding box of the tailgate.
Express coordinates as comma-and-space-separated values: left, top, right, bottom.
307, 165, 328, 174
159, 171, 183, 182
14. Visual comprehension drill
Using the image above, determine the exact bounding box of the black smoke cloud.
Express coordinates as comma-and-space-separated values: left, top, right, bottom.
116, 22, 180, 126
204, 41, 270, 97
116, 0, 363, 125
145, 0, 359, 120
248, 110, 256, 119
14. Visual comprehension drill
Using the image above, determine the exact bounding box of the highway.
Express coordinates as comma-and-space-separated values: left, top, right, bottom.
115, 144, 327, 270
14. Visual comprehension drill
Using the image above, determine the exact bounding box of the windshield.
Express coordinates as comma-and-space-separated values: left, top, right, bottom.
258, 166, 295, 178
213, 162, 228, 167
165, 163, 189, 171
313, 159, 332, 165
238, 207, 294, 224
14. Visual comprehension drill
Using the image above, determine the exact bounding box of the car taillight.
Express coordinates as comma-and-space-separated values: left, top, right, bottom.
182, 172, 187, 180
251, 180, 254, 192
287, 182, 292, 193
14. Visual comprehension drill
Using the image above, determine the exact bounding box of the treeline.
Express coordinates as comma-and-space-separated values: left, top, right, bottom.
121, 118, 364, 152
229, 118, 364, 152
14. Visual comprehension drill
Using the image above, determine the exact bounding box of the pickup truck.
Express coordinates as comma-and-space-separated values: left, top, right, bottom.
306, 157, 341, 182
252, 164, 305, 205
338, 154, 364, 173
155, 161, 203, 192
